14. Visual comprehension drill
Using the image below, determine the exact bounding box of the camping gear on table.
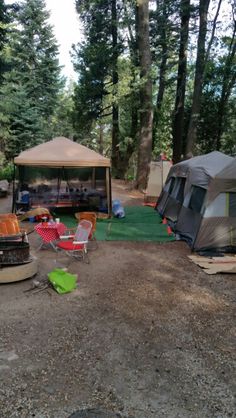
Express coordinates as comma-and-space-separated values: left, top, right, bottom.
156, 151, 236, 252
17, 207, 51, 222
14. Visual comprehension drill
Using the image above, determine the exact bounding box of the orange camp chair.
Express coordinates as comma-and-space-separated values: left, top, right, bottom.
56, 219, 93, 263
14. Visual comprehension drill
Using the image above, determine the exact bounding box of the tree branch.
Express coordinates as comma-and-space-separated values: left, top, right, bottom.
204, 0, 222, 67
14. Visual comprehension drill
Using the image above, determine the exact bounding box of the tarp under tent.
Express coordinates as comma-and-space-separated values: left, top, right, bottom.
156, 151, 236, 252
13, 137, 112, 215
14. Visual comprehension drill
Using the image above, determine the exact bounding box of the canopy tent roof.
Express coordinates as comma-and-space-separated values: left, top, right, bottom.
14, 137, 111, 168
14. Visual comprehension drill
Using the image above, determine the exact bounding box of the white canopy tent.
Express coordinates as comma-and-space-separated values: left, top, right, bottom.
13, 137, 112, 215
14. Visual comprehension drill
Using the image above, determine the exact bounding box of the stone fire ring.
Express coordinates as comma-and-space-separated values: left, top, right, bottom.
0, 257, 38, 283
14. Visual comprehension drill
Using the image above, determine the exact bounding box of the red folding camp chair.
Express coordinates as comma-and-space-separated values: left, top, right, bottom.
56, 219, 93, 263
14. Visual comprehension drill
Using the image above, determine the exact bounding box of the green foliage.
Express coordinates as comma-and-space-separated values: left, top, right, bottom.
0, 0, 235, 174
197, 41, 236, 155
0, 0, 64, 159
221, 101, 236, 155
0, 0, 11, 82
0, 71, 45, 158
51, 84, 75, 139
0, 161, 14, 181
72, 0, 118, 136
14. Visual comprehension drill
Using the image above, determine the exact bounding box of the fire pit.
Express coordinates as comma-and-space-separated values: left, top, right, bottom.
0, 241, 30, 265
0, 213, 38, 283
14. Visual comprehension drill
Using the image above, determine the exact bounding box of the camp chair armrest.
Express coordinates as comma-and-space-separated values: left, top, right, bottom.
60, 234, 75, 240
73, 240, 88, 245
64, 227, 76, 234
59, 228, 76, 240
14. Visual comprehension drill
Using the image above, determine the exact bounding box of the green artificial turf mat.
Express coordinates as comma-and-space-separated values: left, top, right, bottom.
98, 206, 175, 242
59, 207, 175, 242
59, 214, 77, 229
105, 222, 174, 241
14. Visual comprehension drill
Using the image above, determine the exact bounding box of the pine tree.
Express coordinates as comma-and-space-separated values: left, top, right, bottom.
12, 0, 63, 119
0, 0, 63, 158
0, 0, 9, 82
73, 0, 115, 133
1, 73, 44, 158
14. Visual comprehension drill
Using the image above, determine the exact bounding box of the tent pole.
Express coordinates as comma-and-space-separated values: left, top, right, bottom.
161, 160, 164, 188
12, 164, 16, 213
106, 167, 112, 217
92, 167, 96, 189
56, 168, 61, 204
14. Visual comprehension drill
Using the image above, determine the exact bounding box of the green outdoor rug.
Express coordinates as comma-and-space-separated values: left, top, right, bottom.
101, 206, 175, 242
59, 214, 77, 229
60, 206, 175, 242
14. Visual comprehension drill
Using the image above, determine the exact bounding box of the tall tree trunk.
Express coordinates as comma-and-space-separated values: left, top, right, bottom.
185, 0, 210, 158
216, 22, 236, 149
130, 5, 140, 161
136, 0, 153, 190
111, 0, 120, 176
98, 123, 104, 154
121, 2, 140, 176
152, 0, 168, 148
172, 0, 191, 164
111, 0, 136, 179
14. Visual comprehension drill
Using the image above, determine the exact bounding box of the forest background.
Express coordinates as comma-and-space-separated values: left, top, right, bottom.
0, 0, 235, 189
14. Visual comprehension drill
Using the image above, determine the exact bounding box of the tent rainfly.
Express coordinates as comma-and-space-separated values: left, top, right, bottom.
13, 137, 112, 215
156, 151, 236, 252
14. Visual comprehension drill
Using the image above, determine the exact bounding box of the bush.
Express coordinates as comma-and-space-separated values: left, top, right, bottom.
0, 163, 14, 182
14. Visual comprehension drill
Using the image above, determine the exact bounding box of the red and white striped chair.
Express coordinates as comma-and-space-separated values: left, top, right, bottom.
56, 219, 93, 263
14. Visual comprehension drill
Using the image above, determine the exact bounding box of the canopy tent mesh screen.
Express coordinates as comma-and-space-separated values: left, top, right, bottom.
14, 166, 108, 213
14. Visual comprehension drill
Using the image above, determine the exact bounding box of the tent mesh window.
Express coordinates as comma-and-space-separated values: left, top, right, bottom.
16, 166, 108, 212
164, 177, 175, 194
170, 177, 186, 202
204, 192, 236, 218
188, 186, 206, 213
204, 193, 226, 217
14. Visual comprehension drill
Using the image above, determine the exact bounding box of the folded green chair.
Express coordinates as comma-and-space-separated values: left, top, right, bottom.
48, 268, 77, 294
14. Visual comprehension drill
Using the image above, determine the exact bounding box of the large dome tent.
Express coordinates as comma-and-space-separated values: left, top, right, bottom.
156, 151, 236, 252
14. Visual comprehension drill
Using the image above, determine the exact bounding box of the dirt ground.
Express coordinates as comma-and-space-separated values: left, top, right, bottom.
0, 180, 235, 418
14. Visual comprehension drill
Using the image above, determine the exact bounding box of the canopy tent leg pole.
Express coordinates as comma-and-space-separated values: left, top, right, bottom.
106, 167, 112, 217
92, 167, 96, 189
12, 164, 16, 213
56, 168, 61, 205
